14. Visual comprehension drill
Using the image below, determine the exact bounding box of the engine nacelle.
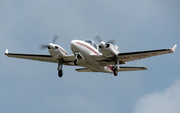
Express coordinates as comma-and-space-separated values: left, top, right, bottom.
99, 42, 119, 56
48, 43, 68, 59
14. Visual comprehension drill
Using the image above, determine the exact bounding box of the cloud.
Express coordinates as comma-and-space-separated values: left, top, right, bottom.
133, 80, 180, 113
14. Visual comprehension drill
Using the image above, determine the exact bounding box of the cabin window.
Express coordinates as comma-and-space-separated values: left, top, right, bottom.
85, 40, 93, 45
84, 40, 98, 50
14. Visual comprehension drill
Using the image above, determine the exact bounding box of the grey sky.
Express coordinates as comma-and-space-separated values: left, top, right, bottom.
0, 0, 180, 113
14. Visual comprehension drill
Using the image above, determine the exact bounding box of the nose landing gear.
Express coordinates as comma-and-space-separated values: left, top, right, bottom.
74, 59, 78, 66
74, 51, 79, 66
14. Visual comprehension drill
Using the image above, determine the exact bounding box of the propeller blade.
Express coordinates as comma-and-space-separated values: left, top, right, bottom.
40, 35, 58, 50
52, 35, 59, 44
106, 39, 115, 45
40, 45, 49, 50
95, 35, 102, 42
95, 35, 114, 45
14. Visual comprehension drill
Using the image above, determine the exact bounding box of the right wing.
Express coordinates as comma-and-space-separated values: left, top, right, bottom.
4, 49, 76, 66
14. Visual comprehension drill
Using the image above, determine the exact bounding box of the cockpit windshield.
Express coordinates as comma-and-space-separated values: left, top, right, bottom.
84, 39, 98, 50
84, 40, 93, 45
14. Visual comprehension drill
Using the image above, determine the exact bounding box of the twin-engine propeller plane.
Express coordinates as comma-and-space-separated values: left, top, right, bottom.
4, 35, 177, 78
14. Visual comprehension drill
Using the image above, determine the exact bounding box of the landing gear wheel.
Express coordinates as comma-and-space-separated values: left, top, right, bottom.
113, 68, 118, 76
58, 69, 63, 77
74, 59, 78, 66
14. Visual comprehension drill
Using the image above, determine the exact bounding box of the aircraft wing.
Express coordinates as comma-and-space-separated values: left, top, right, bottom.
118, 44, 177, 62
4, 49, 75, 66
91, 44, 177, 66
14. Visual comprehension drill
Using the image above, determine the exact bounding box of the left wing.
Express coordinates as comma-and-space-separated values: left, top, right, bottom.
4, 49, 75, 65
118, 44, 177, 62
92, 44, 177, 64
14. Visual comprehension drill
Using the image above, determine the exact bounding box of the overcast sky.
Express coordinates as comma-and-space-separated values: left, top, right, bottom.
0, 0, 180, 113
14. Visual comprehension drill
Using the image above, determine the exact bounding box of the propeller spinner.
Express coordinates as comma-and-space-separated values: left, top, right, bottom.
95, 35, 115, 48
40, 35, 59, 50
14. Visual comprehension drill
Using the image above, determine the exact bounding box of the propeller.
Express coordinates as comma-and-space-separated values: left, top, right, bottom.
40, 35, 59, 50
95, 35, 102, 42
40, 45, 49, 50
106, 40, 114, 45
95, 35, 115, 45
52, 35, 59, 44
95, 35, 115, 49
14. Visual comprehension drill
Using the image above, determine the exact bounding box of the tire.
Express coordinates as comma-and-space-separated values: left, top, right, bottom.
74, 59, 78, 66
58, 69, 63, 77
113, 68, 118, 76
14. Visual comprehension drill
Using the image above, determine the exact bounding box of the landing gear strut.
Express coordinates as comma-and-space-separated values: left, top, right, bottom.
74, 51, 79, 66
58, 61, 63, 77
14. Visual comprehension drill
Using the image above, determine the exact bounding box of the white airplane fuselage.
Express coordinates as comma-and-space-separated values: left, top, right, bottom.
70, 40, 117, 73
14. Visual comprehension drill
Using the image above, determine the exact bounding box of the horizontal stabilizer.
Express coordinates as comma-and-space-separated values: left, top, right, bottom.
118, 66, 147, 71
76, 68, 92, 72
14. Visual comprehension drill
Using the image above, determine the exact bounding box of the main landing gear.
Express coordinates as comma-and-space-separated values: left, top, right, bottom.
58, 61, 63, 77
113, 68, 118, 76
58, 69, 63, 77
113, 59, 119, 76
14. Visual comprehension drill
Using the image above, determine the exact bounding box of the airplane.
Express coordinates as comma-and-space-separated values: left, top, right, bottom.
4, 35, 177, 78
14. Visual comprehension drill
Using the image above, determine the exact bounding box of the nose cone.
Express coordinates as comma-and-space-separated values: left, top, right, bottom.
71, 40, 81, 53
71, 40, 79, 48
71, 40, 76, 45
71, 40, 75, 48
